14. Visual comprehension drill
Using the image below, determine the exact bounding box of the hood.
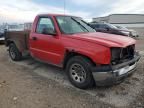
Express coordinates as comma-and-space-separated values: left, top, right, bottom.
113, 28, 130, 35
115, 28, 130, 32
71, 32, 136, 48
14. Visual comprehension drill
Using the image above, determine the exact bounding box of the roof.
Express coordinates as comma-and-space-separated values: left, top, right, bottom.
37, 13, 79, 18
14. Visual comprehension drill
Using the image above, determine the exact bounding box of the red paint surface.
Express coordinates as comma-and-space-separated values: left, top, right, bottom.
29, 14, 136, 66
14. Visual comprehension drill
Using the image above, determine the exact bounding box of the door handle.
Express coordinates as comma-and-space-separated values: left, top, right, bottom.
32, 37, 37, 41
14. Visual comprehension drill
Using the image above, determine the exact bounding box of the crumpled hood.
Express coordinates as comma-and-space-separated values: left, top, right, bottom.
72, 32, 136, 48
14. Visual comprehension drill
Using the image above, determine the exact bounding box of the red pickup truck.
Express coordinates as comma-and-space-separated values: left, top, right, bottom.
5, 14, 140, 89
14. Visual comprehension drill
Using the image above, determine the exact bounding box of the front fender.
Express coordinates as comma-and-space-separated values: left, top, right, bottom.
66, 46, 111, 65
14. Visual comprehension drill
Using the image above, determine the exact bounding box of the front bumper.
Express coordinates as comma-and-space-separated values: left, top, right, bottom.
91, 53, 141, 86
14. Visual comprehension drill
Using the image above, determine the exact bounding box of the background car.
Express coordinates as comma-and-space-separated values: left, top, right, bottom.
89, 22, 130, 36
116, 25, 139, 37
0, 30, 4, 42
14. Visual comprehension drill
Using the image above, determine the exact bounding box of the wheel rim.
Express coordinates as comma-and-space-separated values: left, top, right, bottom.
10, 47, 16, 59
70, 63, 86, 83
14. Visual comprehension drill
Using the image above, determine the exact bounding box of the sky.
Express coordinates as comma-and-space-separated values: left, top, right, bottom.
0, 0, 144, 23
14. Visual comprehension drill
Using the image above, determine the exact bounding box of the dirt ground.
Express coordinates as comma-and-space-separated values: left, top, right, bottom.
0, 39, 144, 108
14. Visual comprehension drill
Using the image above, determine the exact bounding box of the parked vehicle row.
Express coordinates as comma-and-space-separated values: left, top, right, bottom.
5, 14, 140, 89
116, 25, 139, 37
0, 30, 5, 42
89, 22, 139, 37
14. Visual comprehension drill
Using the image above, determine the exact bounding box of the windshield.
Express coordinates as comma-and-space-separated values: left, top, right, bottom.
56, 16, 95, 34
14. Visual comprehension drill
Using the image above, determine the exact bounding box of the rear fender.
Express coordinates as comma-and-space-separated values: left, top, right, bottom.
7, 39, 25, 53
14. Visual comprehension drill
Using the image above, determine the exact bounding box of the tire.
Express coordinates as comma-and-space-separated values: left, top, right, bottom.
9, 43, 22, 61
66, 56, 95, 89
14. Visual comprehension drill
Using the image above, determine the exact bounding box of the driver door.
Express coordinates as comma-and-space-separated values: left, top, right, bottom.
30, 17, 64, 65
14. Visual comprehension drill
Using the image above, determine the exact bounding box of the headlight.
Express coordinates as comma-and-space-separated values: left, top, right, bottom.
111, 45, 135, 63
111, 48, 121, 61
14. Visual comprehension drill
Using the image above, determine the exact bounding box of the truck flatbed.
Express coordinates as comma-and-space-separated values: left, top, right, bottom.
5, 30, 30, 53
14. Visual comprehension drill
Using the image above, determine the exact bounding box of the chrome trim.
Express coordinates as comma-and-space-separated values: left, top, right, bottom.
113, 63, 137, 75
92, 71, 112, 81
92, 62, 137, 82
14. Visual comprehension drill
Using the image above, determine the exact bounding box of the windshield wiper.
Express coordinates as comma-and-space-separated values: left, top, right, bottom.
71, 17, 89, 32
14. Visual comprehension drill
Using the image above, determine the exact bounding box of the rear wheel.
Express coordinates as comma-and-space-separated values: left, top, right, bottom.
66, 56, 94, 89
9, 43, 22, 61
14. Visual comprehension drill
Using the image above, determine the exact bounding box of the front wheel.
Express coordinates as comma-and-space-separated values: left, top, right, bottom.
9, 43, 22, 61
66, 56, 95, 89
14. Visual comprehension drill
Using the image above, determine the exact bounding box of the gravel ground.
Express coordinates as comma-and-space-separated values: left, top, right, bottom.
0, 45, 114, 108
0, 39, 144, 108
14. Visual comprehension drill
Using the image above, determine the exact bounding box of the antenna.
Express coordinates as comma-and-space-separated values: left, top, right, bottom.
64, 0, 66, 15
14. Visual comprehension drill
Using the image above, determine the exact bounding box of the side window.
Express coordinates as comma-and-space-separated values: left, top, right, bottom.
36, 17, 55, 34
104, 24, 109, 29
100, 24, 108, 29
99, 24, 105, 29
94, 24, 100, 28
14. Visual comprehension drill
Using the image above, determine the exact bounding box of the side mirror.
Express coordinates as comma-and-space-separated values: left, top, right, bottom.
42, 28, 57, 36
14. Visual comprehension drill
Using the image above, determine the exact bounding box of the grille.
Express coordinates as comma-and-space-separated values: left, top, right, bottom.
120, 45, 135, 60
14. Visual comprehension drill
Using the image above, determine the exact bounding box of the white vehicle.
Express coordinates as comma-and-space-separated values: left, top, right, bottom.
129, 29, 139, 37
0, 30, 4, 42
116, 26, 139, 37
0, 37, 4, 41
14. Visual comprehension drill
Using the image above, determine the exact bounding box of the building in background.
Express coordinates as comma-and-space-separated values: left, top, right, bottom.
93, 14, 144, 37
